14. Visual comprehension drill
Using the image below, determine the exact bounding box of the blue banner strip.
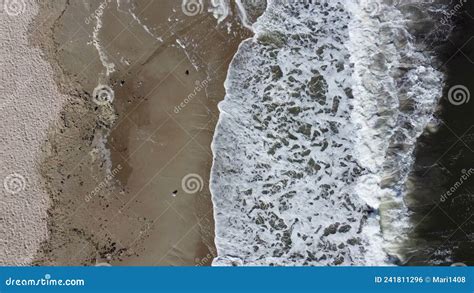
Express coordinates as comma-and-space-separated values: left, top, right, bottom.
0, 267, 472, 292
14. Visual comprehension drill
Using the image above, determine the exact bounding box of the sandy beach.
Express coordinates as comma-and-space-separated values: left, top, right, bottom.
2, 0, 473, 271
0, 0, 252, 266
0, 1, 67, 265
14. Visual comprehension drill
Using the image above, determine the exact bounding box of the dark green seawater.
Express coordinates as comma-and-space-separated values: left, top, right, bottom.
402, 1, 474, 266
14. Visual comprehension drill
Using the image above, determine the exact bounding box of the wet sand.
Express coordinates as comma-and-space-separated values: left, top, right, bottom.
106, 4, 250, 265
31, 0, 251, 265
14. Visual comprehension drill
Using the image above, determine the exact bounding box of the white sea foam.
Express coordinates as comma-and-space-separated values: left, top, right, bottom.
210, 0, 447, 265
208, 0, 258, 33
91, 1, 115, 79
209, 0, 231, 23
128, 4, 163, 43
235, 0, 254, 31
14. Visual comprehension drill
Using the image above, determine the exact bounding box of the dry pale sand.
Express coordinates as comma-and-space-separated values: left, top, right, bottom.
20, 0, 251, 266
0, 1, 67, 265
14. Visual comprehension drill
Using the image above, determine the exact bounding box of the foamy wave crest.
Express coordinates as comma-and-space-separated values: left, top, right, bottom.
210, 0, 447, 266
347, 0, 448, 261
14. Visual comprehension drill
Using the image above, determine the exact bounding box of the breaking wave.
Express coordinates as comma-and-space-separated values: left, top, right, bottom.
210, 0, 450, 265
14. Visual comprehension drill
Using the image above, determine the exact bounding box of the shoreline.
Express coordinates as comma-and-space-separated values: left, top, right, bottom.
105, 6, 251, 265
27, 0, 251, 266
209, 36, 252, 265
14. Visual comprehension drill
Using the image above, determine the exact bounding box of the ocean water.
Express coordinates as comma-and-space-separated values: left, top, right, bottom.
210, 0, 450, 265
401, 0, 474, 265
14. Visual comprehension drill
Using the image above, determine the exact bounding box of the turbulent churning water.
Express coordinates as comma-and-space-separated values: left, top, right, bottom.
210, 0, 450, 265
